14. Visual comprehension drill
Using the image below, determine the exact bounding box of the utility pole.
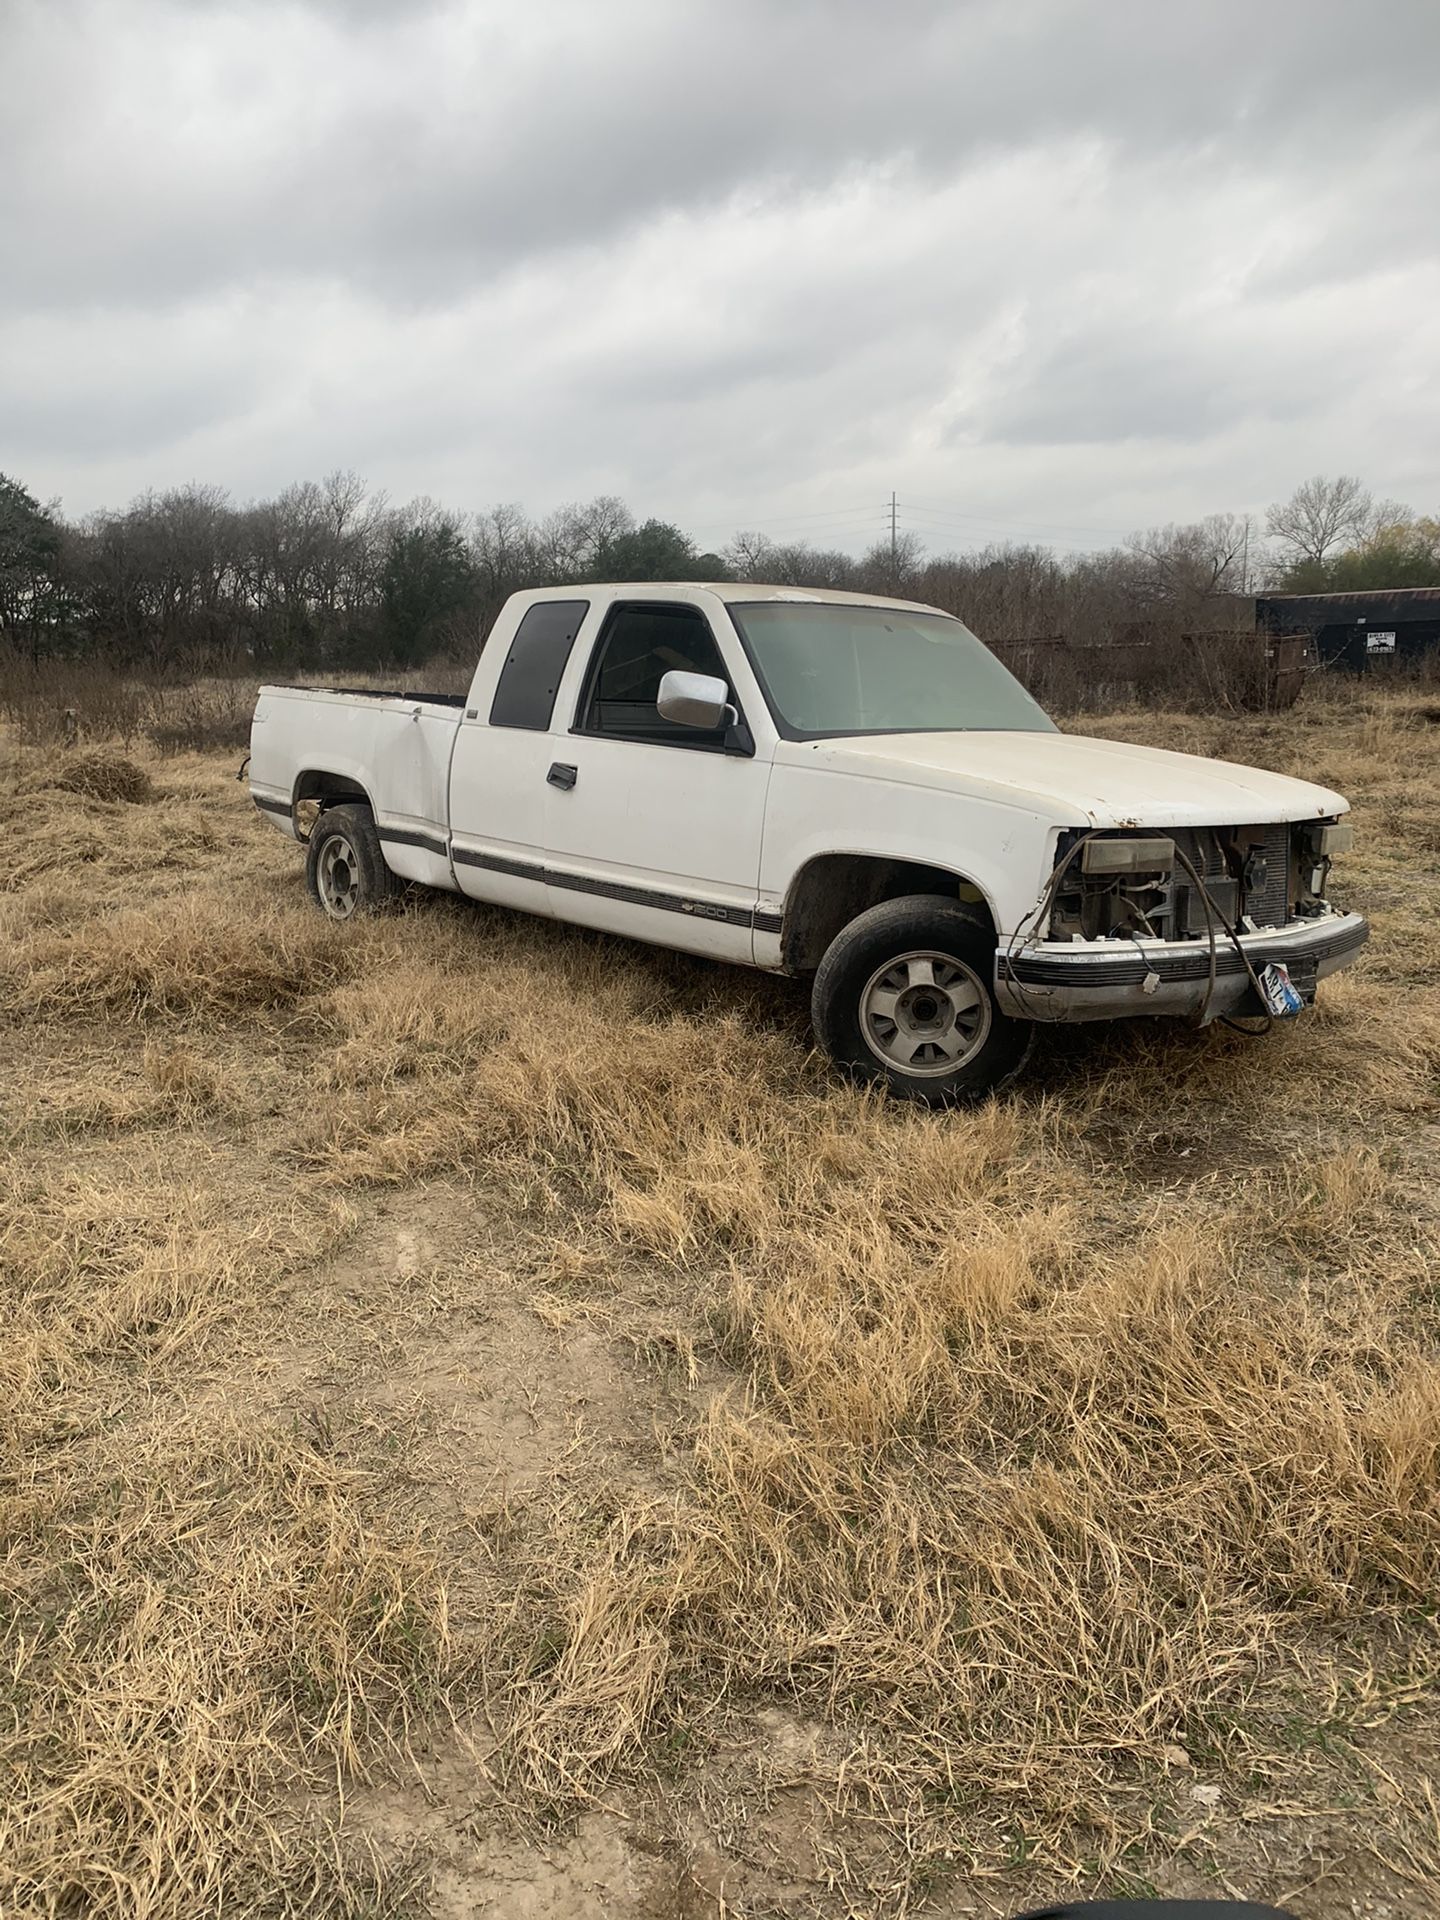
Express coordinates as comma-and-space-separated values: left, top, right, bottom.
889, 491, 898, 585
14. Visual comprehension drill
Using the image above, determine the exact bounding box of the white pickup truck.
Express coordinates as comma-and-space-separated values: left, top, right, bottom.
249, 582, 1367, 1102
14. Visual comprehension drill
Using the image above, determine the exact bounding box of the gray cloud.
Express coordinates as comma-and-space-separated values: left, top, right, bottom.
3, 0, 1438, 544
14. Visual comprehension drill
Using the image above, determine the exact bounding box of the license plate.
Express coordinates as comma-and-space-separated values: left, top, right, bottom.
1259, 962, 1304, 1018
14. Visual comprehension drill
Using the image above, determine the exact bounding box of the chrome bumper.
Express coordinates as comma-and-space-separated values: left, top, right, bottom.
995, 911, 1369, 1024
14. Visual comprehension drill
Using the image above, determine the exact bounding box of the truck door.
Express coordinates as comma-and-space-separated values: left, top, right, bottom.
447, 598, 590, 917
540, 600, 772, 964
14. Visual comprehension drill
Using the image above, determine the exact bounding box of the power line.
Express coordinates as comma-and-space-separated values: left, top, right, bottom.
685, 489, 1139, 540
681, 492, 1134, 553
901, 521, 1120, 553
682, 502, 884, 535
898, 499, 1134, 539
893, 515, 1127, 552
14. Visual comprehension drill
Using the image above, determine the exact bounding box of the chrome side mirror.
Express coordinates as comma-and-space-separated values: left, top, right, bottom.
657, 669, 735, 730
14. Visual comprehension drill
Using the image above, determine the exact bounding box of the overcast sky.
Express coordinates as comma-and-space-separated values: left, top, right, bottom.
5, 0, 1438, 554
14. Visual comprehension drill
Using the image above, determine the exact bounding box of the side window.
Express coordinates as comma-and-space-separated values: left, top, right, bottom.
488, 600, 589, 730
577, 604, 733, 748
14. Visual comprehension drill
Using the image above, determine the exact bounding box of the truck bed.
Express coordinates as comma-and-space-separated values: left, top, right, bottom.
266, 684, 468, 708
249, 684, 466, 871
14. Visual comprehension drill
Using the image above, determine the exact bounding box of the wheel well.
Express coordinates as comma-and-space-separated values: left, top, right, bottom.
781, 854, 995, 973
293, 769, 372, 811
289, 771, 373, 843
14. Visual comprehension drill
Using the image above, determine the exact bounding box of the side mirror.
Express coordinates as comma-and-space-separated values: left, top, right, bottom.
657, 669, 735, 731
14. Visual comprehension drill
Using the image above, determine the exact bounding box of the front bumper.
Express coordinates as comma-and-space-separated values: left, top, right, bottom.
995, 911, 1369, 1024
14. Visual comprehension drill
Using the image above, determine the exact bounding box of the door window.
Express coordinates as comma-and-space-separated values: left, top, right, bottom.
576, 604, 734, 748
488, 600, 589, 730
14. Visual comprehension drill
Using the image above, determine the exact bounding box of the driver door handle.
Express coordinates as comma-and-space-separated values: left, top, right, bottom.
547, 762, 578, 791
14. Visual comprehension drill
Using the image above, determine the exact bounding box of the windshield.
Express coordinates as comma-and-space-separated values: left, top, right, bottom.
727, 602, 1057, 738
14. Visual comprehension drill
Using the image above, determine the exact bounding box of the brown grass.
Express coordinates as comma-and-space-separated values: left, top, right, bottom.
1, 683, 1438, 1916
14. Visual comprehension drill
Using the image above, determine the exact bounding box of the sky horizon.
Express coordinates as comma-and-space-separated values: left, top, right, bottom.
5, 0, 1438, 557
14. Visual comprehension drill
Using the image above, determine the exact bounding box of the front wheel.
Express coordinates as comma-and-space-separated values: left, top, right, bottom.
811, 894, 1033, 1105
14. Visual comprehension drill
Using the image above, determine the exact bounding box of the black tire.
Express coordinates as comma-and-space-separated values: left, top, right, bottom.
304, 803, 399, 921
811, 894, 1033, 1105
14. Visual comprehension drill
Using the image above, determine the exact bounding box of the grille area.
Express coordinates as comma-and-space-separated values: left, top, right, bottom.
1170, 824, 1292, 931
1049, 823, 1298, 942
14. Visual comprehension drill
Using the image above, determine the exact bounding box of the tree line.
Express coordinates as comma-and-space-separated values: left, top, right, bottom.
2, 467, 1436, 677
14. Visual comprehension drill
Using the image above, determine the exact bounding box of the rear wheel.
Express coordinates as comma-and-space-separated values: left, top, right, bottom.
811, 894, 1032, 1104
304, 803, 397, 920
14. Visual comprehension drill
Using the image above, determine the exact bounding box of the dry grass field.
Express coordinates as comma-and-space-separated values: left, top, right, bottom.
2, 688, 1438, 1919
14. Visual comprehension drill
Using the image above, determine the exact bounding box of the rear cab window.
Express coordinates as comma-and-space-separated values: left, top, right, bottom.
488, 600, 589, 730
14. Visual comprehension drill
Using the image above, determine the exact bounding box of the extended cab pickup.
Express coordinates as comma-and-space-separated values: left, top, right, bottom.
249, 583, 1368, 1102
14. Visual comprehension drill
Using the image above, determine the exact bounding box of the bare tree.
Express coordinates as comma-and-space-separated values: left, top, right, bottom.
1125, 513, 1253, 613
724, 530, 774, 578
859, 531, 925, 594
916, 542, 1069, 645
313, 470, 385, 620
723, 531, 861, 588
1266, 475, 1372, 565
470, 502, 542, 617
536, 495, 633, 578
1363, 497, 1414, 544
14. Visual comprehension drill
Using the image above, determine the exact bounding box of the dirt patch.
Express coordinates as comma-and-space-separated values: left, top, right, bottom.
202, 1191, 691, 1508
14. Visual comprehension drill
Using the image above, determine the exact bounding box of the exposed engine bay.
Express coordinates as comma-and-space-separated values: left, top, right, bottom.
1047, 820, 1353, 943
